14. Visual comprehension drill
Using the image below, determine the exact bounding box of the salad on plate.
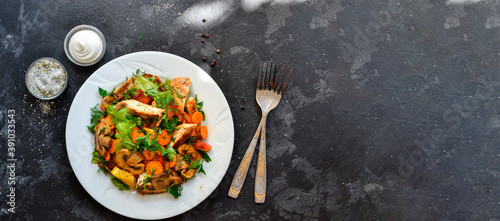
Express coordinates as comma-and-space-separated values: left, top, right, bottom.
87, 69, 211, 198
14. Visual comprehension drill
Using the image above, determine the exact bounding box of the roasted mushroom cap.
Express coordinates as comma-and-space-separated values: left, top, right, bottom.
113, 149, 145, 175
181, 168, 196, 179
151, 173, 169, 189
174, 154, 189, 171
126, 151, 144, 166
177, 144, 197, 159
137, 170, 183, 194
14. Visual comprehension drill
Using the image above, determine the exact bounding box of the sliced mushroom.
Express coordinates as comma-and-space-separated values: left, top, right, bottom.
177, 144, 197, 160
151, 173, 169, 189
113, 149, 145, 175
141, 186, 168, 194
181, 168, 196, 179
169, 170, 183, 186
126, 151, 144, 166
137, 170, 183, 194
174, 154, 189, 171
94, 118, 113, 157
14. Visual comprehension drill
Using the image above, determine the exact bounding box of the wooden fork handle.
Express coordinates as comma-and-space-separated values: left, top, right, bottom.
228, 122, 262, 199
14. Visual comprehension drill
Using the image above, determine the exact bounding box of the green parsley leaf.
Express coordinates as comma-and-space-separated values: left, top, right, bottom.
198, 163, 206, 175
135, 133, 152, 151
186, 136, 197, 145
167, 185, 182, 198
141, 173, 152, 190
195, 94, 203, 109
124, 87, 139, 100
182, 154, 193, 164
87, 105, 106, 133
132, 69, 144, 79
91, 151, 107, 164
96, 164, 110, 175
161, 116, 179, 133
99, 87, 114, 97
198, 150, 212, 162
194, 95, 205, 120
146, 87, 173, 109
189, 159, 200, 170
160, 145, 177, 161
189, 159, 206, 175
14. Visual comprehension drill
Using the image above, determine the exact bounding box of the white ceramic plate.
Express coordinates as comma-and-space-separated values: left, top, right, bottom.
65, 51, 234, 220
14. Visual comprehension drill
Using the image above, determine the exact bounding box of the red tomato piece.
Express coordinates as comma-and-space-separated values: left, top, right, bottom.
133, 90, 152, 104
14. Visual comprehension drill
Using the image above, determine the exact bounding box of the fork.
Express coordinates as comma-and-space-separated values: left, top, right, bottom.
228, 62, 292, 203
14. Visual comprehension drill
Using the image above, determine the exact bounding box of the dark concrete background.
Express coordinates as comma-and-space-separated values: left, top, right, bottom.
2, 0, 500, 220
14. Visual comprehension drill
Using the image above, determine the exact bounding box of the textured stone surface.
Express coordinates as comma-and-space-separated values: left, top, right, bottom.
2, 0, 500, 220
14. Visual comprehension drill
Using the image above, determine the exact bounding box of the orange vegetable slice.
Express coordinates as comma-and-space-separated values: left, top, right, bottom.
157, 130, 171, 146
191, 112, 203, 124
109, 139, 119, 153
200, 125, 208, 140
146, 161, 163, 175
169, 156, 176, 168
131, 128, 144, 143
142, 150, 155, 160
193, 141, 211, 152
104, 151, 111, 161
183, 112, 192, 123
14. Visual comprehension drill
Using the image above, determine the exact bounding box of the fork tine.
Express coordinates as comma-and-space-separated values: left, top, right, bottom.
271, 63, 282, 91
279, 67, 293, 94
273, 64, 286, 92
275, 66, 293, 95
259, 62, 292, 94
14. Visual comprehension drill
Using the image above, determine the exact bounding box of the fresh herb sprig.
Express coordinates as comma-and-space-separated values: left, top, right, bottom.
87, 105, 106, 133
167, 185, 182, 198
99, 87, 114, 97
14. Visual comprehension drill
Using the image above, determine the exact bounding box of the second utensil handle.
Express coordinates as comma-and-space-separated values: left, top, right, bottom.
228, 122, 262, 199
255, 115, 267, 203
